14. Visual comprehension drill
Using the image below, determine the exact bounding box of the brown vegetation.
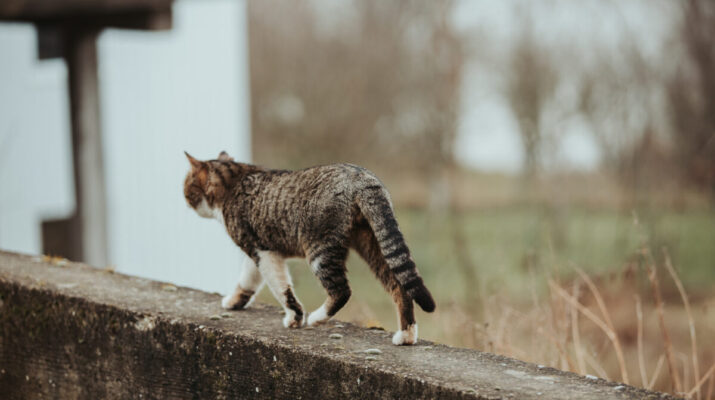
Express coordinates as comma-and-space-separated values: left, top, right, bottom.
430, 246, 715, 398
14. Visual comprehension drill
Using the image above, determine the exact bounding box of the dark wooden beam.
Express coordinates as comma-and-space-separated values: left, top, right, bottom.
35, 8, 172, 60
0, 0, 173, 22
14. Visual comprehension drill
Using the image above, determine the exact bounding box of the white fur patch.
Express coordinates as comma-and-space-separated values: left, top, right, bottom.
194, 198, 225, 225
307, 304, 330, 326
195, 198, 214, 218
258, 251, 305, 328
212, 207, 224, 225
221, 294, 238, 309
238, 257, 263, 289
309, 256, 322, 274
282, 309, 303, 328
258, 251, 293, 292
392, 324, 418, 345
222, 258, 263, 310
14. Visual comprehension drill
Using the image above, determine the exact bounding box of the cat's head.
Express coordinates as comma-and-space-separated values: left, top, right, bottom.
183, 151, 234, 218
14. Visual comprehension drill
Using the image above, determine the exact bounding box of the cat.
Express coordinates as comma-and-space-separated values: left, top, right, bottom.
183, 151, 435, 345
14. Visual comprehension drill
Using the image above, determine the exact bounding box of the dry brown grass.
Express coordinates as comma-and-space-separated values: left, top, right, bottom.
664, 249, 701, 399
429, 247, 715, 399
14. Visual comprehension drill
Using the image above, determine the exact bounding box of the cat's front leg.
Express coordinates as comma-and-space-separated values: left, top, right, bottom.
222, 257, 264, 310
257, 251, 305, 328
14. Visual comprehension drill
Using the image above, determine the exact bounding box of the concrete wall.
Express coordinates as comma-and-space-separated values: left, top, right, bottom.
0, 251, 680, 400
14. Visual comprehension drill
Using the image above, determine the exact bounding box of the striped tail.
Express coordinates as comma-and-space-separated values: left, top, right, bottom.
355, 185, 436, 312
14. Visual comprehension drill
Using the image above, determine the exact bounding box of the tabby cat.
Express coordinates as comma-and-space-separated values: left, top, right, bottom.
183, 151, 435, 345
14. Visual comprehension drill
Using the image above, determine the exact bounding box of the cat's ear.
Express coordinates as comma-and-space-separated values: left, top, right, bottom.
218, 151, 234, 162
185, 152, 208, 187
184, 151, 204, 169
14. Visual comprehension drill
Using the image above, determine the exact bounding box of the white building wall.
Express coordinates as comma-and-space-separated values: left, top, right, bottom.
0, 0, 252, 295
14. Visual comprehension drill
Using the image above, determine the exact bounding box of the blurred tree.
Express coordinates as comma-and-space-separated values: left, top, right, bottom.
576, 42, 671, 197
247, 0, 464, 208
504, 17, 557, 185
576, 0, 715, 201
667, 0, 715, 197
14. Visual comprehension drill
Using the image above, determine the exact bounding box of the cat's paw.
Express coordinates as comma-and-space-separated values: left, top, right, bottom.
282, 310, 304, 328
221, 294, 238, 310
392, 324, 418, 345
307, 304, 330, 327
222, 292, 254, 310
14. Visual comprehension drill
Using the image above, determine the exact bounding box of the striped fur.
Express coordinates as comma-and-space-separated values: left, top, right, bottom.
184, 151, 435, 344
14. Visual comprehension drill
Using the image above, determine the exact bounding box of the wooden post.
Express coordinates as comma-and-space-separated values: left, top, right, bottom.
67, 29, 108, 267
44, 29, 108, 267
37, 11, 172, 264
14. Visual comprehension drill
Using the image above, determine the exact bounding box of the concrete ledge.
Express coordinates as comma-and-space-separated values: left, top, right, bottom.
0, 251, 678, 399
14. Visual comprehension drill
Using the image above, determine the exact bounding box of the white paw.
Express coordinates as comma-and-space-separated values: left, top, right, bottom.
307, 304, 330, 326
282, 310, 303, 328
221, 292, 255, 310
221, 295, 235, 310
392, 324, 418, 345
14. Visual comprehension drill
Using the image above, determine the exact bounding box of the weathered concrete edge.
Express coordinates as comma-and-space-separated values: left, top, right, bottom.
0, 251, 681, 399
1, 283, 471, 399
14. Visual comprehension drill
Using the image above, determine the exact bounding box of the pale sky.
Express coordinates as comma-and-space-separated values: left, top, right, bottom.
451, 0, 675, 173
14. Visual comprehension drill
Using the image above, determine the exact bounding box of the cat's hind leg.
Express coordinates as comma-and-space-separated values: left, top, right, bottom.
351, 226, 417, 345
306, 245, 351, 326
257, 251, 305, 328
222, 256, 264, 310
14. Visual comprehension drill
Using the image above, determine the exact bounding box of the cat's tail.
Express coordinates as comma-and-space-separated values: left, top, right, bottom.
355, 185, 436, 313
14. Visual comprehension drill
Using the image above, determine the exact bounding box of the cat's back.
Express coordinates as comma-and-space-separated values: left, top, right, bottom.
247, 163, 384, 224
260, 163, 381, 194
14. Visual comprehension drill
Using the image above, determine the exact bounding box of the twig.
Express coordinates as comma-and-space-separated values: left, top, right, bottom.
575, 268, 629, 384
582, 350, 610, 380
549, 280, 628, 383
571, 281, 586, 375
534, 295, 576, 372
648, 355, 666, 390
679, 352, 690, 398
635, 294, 648, 388
687, 364, 715, 399
549, 284, 577, 372
663, 249, 700, 400
647, 262, 682, 393
495, 306, 513, 353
